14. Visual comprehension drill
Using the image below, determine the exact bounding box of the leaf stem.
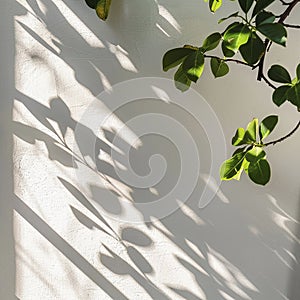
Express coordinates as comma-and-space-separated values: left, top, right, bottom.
203, 54, 251, 67
282, 23, 300, 28
257, 0, 300, 85
264, 120, 300, 146
261, 73, 276, 89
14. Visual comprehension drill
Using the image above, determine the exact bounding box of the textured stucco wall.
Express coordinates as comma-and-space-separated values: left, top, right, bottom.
2, 0, 300, 299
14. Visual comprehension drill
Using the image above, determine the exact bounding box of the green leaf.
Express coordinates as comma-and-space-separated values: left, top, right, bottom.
96, 0, 112, 21
245, 118, 258, 142
268, 65, 291, 83
272, 85, 290, 106
232, 128, 246, 146
218, 11, 239, 24
182, 50, 205, 82
240, 32, 265, 65
297, 63, 300, 80
259, 115, 278, 140
232, 146, 247, 156
209, 0, 222, 12
243, 160, 250, 174
221, 40, 235, 57
223, 22, 251, 52
238, 0, 254, 14
287, 82, 300, 108
85, 0, 99, 9
174, 65, 191, 92
255, 11, 275, 26
163, 48, 196, 72
202, 32, 222, 52
220, 152, 246, 180
248, 159, 271, 185
210, 57, 229, 78
252, 0, 276, 17
257, 23, 287, 46
245, 147, 266, 162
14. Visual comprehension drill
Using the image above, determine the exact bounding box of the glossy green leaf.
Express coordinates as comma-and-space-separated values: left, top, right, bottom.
163, 48, 196, 72
272, 85, 290, 106
268, 65, 291, 83
96, 0, 112, 21
221, 40, 235, 57
287, 82, 300, 108
248, 159, 271, 185
245, 147, 266, 162
245, 118, 258, 142
252, 0, 275, 17
255, 11, 275, 26
259, 115, 278, 140
243, 160, 250, 174
209, 0, 222, 12
257, 23, 287, 46
210, 57, 229, 78
297, 63, 300, 80
182, 50, 205, 82
223, 23, 251, 52
174, 65, 191, 92
232, 146, 247, 156
218, 11, 239, 24
220, 152, 246, 180
85, 0, 99, 9
240, 32, 265, 65
232, 128, 247, 146
238, 0, 254, 14
202, 32, 222, 52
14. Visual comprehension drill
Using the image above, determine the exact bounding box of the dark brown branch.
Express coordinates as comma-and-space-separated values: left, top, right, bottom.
261, 74, 276, 89
257, 39, 270, 82
264, 120, 300, 146
203, 55, 251, 67
282, 23, 300, 28
279, 0, 292, 5
257, 0, 300, 86
278, 0, 300, 22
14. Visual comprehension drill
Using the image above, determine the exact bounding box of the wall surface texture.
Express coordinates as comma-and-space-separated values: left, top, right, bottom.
1, 0, 300, 299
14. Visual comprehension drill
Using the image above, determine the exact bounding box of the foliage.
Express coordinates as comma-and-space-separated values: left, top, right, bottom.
85, 0, 112, 20
84, 0, 300, 186
162, 0, 300, 185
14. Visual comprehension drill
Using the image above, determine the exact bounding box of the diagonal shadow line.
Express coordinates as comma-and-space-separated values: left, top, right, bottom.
14, 195, 129, 300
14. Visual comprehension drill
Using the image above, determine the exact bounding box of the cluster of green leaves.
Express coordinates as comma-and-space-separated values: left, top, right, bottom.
163, 0, 288, 91
269, 64, 300, 109
85, 0, 111, 20
220, 115, 278, 185
162, 0, 300, 185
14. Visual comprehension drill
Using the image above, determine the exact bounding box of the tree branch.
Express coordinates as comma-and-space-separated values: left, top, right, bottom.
257, 0, 300, 86
279, 0, 292, 5
261, 74, 276, 89
264, 120, 300, 146
282, 23, 300, 28
278, 0, 300, 22
203, 55, 251, 67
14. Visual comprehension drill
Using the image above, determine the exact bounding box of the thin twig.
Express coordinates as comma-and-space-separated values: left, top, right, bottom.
282, 23, 300, 28
257, 0, 300, 85
264, 120, 300, 146
204, 54, 251, 67
278, 0, 300, 22
261, 74, 276, 89
279, 0, 292, 5
257, 39, 270, 82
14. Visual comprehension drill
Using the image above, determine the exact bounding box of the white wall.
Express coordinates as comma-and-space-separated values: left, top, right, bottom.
2, 0, 300, 299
